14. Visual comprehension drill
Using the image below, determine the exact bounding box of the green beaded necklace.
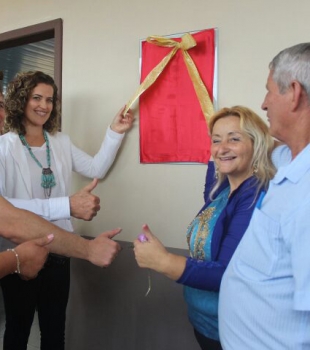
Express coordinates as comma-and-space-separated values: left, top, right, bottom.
19, 130, 56, 198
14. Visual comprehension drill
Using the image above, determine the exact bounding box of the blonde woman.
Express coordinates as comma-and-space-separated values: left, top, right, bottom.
134, 106, 275, 350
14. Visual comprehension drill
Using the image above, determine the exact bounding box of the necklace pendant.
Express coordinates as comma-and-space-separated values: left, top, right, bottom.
41, 167, 56, 198
20, 132, 57, 199
42, 168, 53, 176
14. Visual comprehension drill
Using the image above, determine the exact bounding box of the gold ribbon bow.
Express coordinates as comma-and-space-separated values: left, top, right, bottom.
124, 33, 214, 124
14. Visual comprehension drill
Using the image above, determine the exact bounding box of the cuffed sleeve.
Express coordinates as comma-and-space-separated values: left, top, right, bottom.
6, 196, 71, 221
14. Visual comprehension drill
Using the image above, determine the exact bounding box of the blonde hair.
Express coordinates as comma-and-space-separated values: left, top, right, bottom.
208, 105, 275, 198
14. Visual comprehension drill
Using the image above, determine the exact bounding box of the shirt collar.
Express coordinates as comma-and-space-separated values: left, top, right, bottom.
273, 143, 310, 184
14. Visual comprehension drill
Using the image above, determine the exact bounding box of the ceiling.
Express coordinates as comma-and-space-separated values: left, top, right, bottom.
0, 38, 54, 93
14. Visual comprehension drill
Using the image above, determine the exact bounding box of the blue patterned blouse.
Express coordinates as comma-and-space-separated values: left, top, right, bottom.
184, 186, 230, 341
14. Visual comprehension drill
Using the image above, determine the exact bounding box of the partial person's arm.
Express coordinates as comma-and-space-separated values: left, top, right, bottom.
0, 196, 121, 267
5, 178, 101, 222
71, 108, 135, 179
6, 196, 71, 221
1, 235, 54, 279
134, 161, 214, 282
0, 250, 23, 278
134, 185, 259, 291
177, 187, 258, 291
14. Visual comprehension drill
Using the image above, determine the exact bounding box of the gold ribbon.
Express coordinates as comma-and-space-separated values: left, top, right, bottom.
124, 33, 214, 124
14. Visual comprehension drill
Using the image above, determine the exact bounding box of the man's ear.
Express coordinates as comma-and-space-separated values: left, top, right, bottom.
290, 80, 303, 111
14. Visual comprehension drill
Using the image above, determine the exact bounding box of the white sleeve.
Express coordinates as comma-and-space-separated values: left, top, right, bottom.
6, 196, 71, 221
71, 127, 124, 178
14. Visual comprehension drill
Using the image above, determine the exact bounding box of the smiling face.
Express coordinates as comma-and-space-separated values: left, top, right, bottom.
24, 83, 54, 129
211, 115, 254, 188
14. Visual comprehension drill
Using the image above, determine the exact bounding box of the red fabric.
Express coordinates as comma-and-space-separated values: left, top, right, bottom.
139, 29, 215, 164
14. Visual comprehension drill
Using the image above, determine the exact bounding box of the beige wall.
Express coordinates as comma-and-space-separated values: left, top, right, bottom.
1, 0, 309, 248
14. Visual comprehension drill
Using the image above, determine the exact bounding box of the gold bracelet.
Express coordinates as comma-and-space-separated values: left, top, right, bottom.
7, 248, 21, 274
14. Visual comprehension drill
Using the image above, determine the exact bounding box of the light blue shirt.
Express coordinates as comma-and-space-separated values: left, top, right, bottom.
219, 144, 310, 350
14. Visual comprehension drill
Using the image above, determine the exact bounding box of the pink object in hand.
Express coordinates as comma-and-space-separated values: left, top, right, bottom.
138, 233, 148, 243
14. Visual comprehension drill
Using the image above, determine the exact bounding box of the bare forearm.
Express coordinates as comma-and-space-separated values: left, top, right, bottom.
0, 197, 122, 267
158, 253, 187, 281
12, 215, 91, 259
0, 197, 91, 260
0, 251, 18, 278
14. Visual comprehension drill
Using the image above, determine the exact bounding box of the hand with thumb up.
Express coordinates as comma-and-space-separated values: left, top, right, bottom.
69, 178, 101, 221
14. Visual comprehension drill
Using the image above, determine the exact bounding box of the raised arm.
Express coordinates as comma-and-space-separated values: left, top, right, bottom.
71, 107, 135, 179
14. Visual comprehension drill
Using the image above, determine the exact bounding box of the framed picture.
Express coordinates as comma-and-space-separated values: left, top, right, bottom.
139, 28, 218, 164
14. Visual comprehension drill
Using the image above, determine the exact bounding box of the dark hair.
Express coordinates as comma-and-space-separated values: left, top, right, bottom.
4, 71, 60, 135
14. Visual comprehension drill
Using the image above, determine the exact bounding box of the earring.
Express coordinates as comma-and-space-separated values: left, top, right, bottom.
253, 162, 258, 175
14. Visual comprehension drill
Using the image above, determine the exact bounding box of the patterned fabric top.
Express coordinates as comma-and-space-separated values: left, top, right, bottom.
186, 186, 230, 261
